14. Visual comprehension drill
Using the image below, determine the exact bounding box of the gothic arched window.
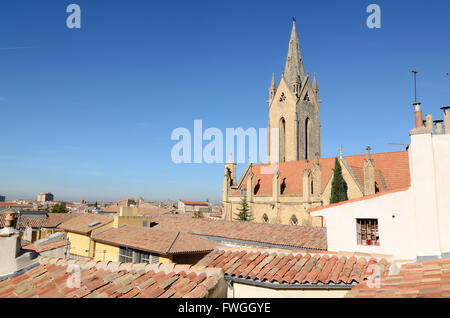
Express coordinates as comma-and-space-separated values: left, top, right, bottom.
279, 117, 286, 162
305, 117, 310, 160
290, 215, 299, 225
262, 213, 269, 223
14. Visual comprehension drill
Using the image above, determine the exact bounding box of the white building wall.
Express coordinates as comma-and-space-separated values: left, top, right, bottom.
313, 132, 450, 261
433, 136, 450, 256
314, 189, 416, 260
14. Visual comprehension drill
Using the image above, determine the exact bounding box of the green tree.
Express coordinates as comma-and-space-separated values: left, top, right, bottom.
51, 202, 68, 214
234, 196, 253, 222
330, 158, 348, 204
193, 210, 204, 219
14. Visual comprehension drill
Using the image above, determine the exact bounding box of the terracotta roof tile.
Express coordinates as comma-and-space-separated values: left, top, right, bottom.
92, 225, 217, 255
58, 214, 113, 234
197, 247, 391, 286
347, 258, 450, 298
151, 215, 327, 250
0, 258, 224, 298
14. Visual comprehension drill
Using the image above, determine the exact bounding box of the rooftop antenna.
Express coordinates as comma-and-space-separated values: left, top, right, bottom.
411, 70, 418, 102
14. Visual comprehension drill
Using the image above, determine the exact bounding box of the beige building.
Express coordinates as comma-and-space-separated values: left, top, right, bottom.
37, 192, 54, 202
222, 20, 410, 226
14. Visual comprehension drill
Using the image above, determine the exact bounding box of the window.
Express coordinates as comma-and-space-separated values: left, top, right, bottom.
119, 247, 133, 263
151, 253, 159, 264
356, 219, 379, 246
134, 250, 150, 264
240, 188, 247, 195
290, 215, 299, 225
262, 213, 269, 223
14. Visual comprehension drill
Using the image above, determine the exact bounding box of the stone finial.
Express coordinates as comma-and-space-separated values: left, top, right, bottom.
228, 152, 233, 163
314, 152, 320, 165
366, 146, 372, 159
339, 145, 343, 159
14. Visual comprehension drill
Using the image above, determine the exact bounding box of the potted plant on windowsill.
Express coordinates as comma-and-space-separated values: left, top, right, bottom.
366, 238, 372, 246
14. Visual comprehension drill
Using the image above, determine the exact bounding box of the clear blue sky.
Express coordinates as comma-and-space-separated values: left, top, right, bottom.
1, 0, 449, 203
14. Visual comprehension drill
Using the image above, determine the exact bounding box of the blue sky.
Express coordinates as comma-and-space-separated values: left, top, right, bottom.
1, 0, 449, 203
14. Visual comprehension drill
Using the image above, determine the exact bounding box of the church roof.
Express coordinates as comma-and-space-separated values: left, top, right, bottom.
236, 150, 410, 197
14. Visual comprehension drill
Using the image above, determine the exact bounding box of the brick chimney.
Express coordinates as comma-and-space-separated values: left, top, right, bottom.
363, 146, 376, 196
441, 106, 450, 134
410, 102, 432, 135
414, 102, 424, 128
426, 114, 433, 130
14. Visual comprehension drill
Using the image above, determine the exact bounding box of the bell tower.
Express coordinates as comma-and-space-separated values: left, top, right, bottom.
268, 19, 321, 163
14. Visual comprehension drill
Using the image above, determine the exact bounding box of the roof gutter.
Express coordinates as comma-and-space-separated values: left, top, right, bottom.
226, 276, 356, 290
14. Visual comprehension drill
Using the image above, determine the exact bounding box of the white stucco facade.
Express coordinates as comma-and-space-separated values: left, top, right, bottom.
312, 131, 450, 261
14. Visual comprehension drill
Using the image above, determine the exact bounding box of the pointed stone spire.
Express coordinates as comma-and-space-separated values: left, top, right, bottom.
270, 73, 276, 91
269, 73, 277, 100
284, 18, 305, 89
312, 73, 319, 93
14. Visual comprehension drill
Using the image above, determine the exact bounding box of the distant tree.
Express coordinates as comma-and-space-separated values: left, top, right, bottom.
234, 196, 253, 222
330, 158, 348, 204
51, 202, 68, 214
193, 210, 204, 219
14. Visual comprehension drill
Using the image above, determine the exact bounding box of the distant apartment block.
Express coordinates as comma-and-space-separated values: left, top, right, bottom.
177, 200, 211, 213
37, 192, 54, 202
0, 195, 5, 202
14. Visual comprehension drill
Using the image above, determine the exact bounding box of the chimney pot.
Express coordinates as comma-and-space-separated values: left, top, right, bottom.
434, 120, 444, 135
413, 102, 424, 128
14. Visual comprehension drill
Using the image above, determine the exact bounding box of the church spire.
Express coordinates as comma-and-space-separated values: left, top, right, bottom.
284, 18, 305, 90
312, 72, 319, 98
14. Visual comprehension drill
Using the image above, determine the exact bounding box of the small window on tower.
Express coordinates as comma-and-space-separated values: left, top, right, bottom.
290, 215, 299, 226
262, 213, 269, 223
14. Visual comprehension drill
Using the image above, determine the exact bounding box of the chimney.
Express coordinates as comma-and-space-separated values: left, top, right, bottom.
426, 114, 433, 130
414, 102, 424, 128
441, 106, 450, 134
434, 120, 444, 135
0, 211, 24, 275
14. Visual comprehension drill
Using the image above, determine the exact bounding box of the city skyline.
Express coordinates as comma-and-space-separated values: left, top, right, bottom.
1, 0, 449, 203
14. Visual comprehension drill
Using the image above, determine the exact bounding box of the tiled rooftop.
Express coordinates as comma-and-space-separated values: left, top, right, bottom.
92, 225, 218, 255
0, 257, 224, 298
0, 213, 77, 229
196, 247, 392, 286
151, 215, 327, 250
22, 240, 69, 253
58, 214, 114, 234
237, 151, 410, 196
180, 201, 209, 206
346, 258, 450, 298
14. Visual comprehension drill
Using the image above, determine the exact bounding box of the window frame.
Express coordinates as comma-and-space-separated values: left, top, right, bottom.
356, 218, 379, 246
